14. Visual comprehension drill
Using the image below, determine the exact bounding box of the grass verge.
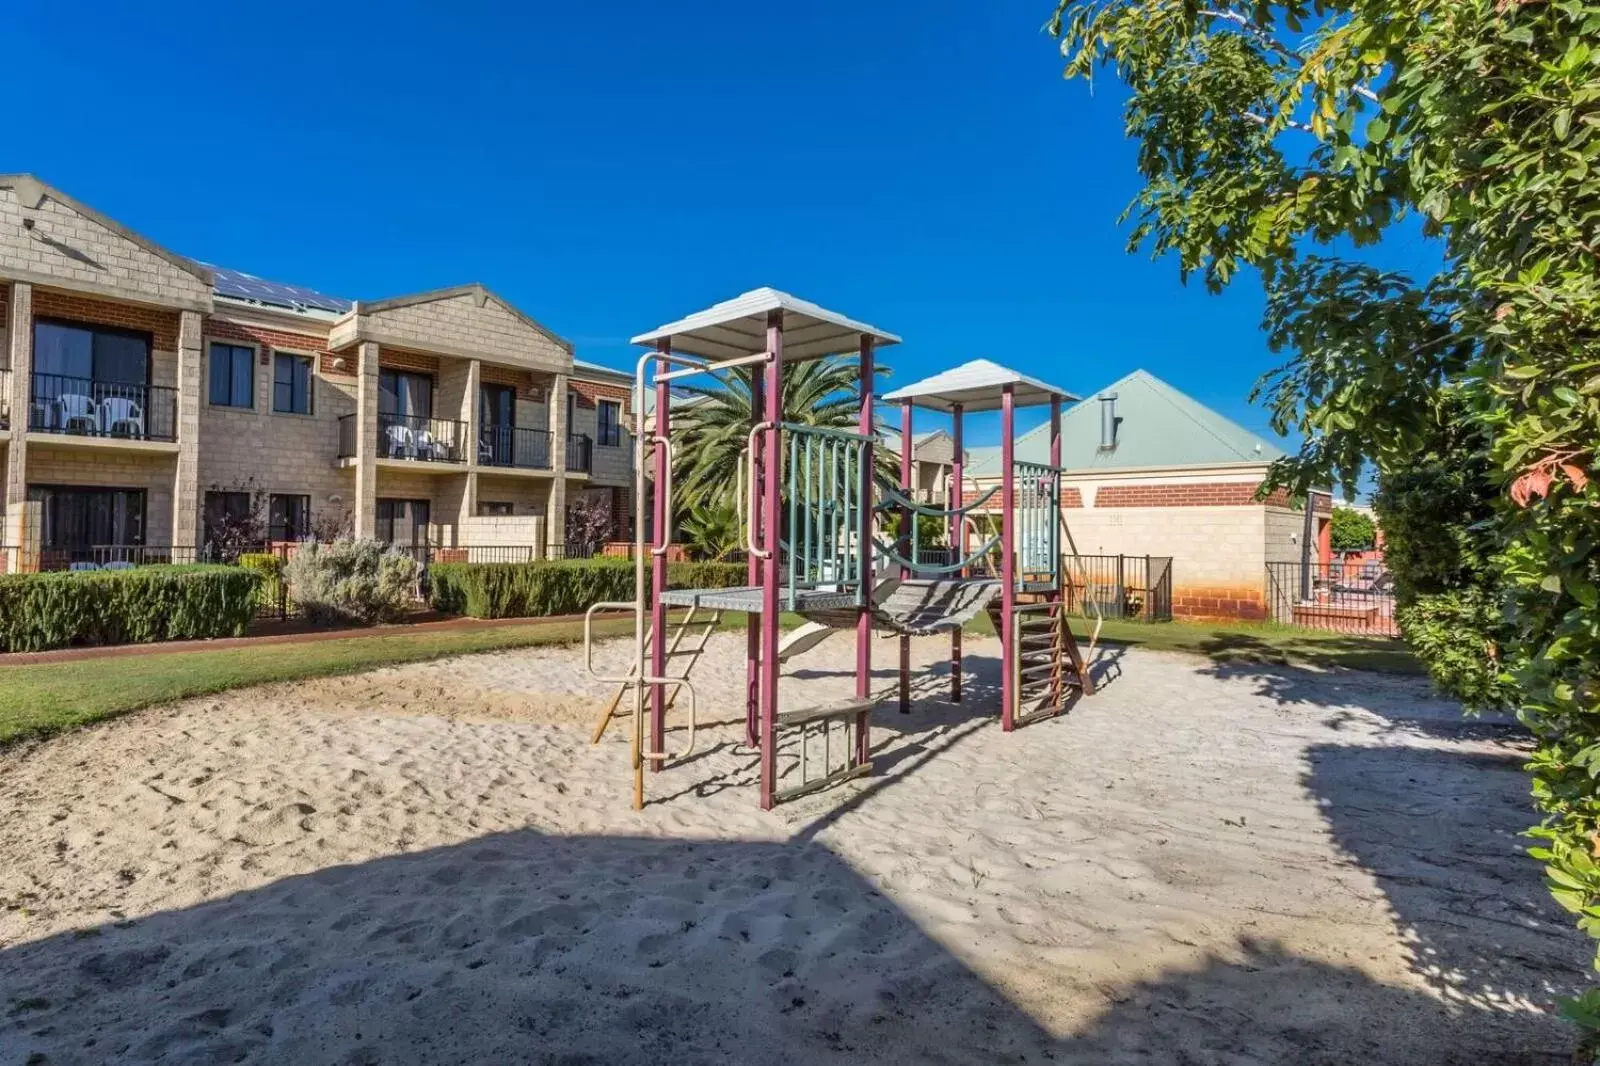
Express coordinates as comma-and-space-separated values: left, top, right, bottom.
0, 611, 1416, 749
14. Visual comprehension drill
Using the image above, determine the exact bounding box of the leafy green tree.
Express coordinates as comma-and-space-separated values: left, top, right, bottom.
1329, 507, 1376, 553
1051, 0, 1600, 1032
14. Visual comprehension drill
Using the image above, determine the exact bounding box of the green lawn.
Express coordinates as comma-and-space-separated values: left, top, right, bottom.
0, 611, 1416, 748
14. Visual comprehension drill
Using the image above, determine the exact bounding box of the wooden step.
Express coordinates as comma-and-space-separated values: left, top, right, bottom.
779, 697, 876, 727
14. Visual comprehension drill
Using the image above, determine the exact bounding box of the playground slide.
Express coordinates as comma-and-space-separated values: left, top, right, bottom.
776, 621, 834, 662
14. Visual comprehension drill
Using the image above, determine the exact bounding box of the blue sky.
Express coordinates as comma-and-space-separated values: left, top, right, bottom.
4, 1, 1430, 450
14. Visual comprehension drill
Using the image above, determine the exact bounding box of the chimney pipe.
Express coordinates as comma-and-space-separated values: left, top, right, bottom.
1098, 392, 1119, 451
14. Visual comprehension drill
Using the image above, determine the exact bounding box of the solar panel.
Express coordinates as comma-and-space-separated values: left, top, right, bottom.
208, 265, 352, 314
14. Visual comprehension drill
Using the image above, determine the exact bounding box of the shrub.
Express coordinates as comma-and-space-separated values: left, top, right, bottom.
429, 558, 747, 619
282, 539, 420, 627
237, 552, 284, 612
0, 565, 261, 652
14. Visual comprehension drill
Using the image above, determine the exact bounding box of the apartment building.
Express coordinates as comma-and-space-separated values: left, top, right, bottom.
0, 175, 633, 567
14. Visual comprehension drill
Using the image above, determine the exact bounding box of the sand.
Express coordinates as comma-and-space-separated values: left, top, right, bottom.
0, 631, 1587, 1064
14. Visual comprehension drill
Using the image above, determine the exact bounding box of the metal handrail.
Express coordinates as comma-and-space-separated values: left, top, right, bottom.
745, 422, 773, 559
651, 435, 674, 556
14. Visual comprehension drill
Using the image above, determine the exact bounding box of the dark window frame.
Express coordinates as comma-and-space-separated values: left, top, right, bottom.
376, 497, 432, 547
596, 399, 622, 447
33, 317, 154, 386
272, 352, 315, 415
378, 369, 436, 422
268, 493, 312, 542
208, 341, 256, 409
477, 500, 514, 517
27, 484, 148, 551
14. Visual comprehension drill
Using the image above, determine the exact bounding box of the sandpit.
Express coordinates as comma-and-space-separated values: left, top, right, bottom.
0, 631, 1587, 1064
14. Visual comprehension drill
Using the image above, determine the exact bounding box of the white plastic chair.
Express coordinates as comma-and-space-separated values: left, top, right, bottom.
57, 393, 98, 433
415, 429, 451, 461
99, 396, 144, 437
385, 423, 415, 458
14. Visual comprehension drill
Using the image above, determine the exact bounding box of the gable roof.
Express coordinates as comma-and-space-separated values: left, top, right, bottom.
882, 358, 1078, 413
966, 369, 1284, 476
879, 427, 951, 456
631, 287, 901, 362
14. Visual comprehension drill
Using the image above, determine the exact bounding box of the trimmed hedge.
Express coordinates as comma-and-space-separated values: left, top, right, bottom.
429, 558, 748, 619
0, 565, 262, 653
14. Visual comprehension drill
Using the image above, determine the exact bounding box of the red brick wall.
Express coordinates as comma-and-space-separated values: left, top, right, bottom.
1095, 482, 1290, 508
961, 485, 1083, 508
32, 289, 180, 351
570, 377, 630, 412
379, 347, 440, 374
481, 364, 546, 402
1172, 584, 1269, 622
205, 318, 336, 373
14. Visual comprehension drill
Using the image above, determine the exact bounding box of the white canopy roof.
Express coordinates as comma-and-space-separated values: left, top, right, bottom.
631, 287, 901, 363
882, 358, 1079, 413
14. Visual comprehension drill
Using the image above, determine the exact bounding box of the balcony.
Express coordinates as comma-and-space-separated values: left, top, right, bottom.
28, 374, 177, 443
479, 424, 552, 470
337, 413, 468, 464
567, 433, 593, 474
0, 368, 9, 429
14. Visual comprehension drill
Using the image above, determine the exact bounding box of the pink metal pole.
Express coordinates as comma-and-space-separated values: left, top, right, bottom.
1049, 394, 1063, 710
855, 336, 875, 765
1000, 384, 1017, 732
745, 367, 765, 749
898, 400, 913, 714
650, 339, 671, 769
950, 402, 964, 703
759, 311, 783, 810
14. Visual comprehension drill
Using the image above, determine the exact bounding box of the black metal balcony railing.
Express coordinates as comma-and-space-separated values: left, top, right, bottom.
0, 368, 10, 429
567, 433, 593, 473
377, 413, 467, 464
29, 374, 178, 442
479, 424, 552, 470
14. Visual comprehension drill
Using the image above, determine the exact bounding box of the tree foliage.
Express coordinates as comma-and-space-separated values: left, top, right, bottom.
1329, 506, 1375, 552
670, 355, 894, 511
1051, 0, 1600, 1031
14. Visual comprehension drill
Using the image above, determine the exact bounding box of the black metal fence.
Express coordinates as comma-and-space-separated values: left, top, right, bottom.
0, 544, 203, 573
1265, 560, 1399, 636
28, 373, 178, 442
1063, 554, 1173, 622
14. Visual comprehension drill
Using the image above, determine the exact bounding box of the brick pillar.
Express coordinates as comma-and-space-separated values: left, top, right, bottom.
354, 341, 380, 539
462, 360, 480, 470
548, 371, 569, 555
4, 282, 32, 563
171, 309, 203, 552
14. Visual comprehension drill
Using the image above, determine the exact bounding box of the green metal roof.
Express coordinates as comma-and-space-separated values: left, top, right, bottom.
965, 369, 1284, 476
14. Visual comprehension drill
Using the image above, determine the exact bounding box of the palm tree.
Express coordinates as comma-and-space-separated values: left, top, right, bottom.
670, 354, 896, 511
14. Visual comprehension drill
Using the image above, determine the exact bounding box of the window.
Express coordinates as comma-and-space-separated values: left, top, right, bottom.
33, 320, 151, 385
597, 400, 622, 447
209, 343, 254, 408
273, 353, 314, 415
376, 498, 431, 547
378, 370, 433, 422
268, 494, 311, 541
203, 491, 253, 545
477, 501, 514, 517
28, 486, 146, 552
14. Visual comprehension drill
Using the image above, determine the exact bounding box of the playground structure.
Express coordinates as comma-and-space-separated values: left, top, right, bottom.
584, 289, 1095, 810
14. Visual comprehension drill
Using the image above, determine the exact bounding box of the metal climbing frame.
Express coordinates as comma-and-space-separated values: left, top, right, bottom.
782, 423, 871, 610
1015, 461, 1062, 584
583, 289, 902, 812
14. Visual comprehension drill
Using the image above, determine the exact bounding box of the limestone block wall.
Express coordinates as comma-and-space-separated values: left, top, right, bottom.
25, 445, 177, 546
355, 290, 569, 372
475, 474, 551, 519
197, 319, 357, 539
0, 182, 212, 309
459, 514, 547, 549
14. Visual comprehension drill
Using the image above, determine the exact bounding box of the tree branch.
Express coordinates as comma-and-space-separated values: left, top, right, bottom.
1199, 8, 1382, 105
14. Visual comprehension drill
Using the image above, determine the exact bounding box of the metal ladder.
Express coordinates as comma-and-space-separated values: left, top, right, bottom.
589, 605, 724, 745
991, 598, 1095, 727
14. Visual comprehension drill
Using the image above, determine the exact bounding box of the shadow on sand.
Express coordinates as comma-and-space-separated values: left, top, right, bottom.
0, 829, 1573, 1065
